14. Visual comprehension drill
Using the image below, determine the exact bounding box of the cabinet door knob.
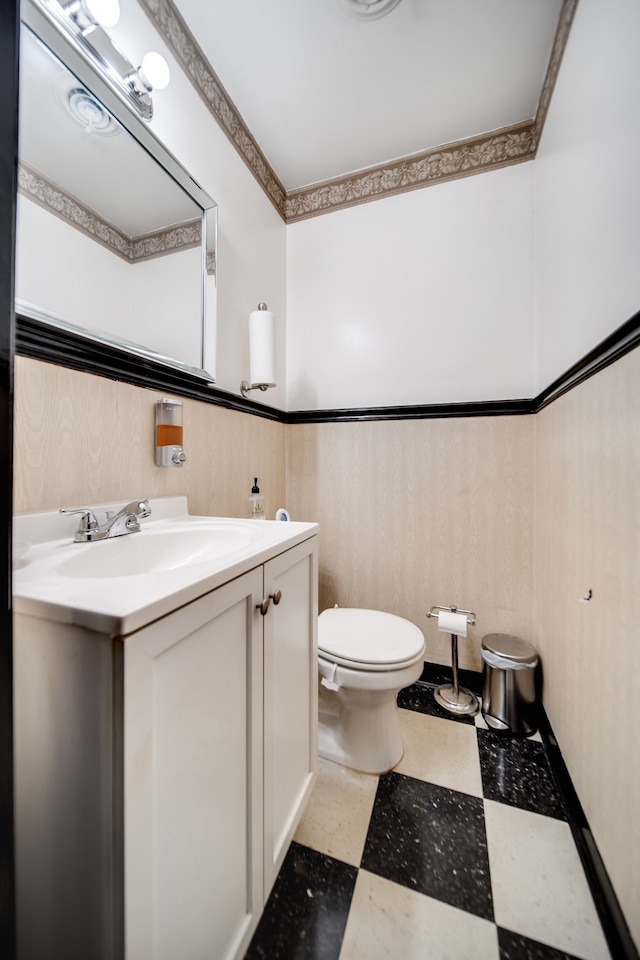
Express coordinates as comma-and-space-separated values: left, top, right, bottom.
257, 598, 271, 616
269, 590, 282, 605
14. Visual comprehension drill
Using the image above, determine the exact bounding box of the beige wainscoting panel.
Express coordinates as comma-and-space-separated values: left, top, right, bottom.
533, 347, 640, 952
14, 357, 286, 520
286, 415, 535, 671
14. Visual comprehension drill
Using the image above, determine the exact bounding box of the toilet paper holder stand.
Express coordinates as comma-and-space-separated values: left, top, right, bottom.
426, 605, 479, 717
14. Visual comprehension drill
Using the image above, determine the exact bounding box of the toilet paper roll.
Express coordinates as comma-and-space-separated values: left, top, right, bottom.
436, 610, 468, 637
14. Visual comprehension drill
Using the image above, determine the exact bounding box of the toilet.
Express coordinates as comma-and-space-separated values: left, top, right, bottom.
318, 607, 426, 774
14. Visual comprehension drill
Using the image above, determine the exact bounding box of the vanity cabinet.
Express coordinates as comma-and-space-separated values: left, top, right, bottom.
263, 543, 318, 894
124, 537, 318, 960
14, 507, 318, 960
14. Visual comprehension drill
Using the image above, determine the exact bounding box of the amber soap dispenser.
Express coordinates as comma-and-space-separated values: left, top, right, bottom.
155, 398, 187, 467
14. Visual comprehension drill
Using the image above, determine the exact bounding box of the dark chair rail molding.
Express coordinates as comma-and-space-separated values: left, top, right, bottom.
532, 309, 640, 413
287, 398, 533, 424
15, 306, 640, 424
16, 315, 285, 422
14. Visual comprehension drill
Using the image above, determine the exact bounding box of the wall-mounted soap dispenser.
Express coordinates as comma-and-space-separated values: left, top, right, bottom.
155, 398, 186, 467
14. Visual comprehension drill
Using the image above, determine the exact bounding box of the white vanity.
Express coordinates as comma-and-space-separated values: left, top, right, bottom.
13, 497, 319, 960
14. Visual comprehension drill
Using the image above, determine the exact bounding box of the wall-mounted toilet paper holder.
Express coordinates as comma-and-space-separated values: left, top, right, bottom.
427, 604, 476, 627
426, 604, 478, 717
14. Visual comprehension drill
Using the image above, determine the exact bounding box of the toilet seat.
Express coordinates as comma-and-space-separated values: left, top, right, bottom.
318, 607, 425, 672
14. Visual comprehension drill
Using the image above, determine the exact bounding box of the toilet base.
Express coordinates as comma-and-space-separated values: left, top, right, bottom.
318, 686, 404, 775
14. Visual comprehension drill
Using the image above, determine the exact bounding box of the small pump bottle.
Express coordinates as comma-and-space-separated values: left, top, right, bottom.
248, 478, 265, 519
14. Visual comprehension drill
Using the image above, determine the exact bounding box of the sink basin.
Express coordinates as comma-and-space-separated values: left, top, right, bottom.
57, 522, 260, 579
13, 496, 318, 637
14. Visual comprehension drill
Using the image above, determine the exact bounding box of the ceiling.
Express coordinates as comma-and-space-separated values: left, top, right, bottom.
170, 0, 566, 192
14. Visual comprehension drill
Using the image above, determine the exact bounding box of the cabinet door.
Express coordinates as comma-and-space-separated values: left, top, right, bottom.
124, 568, 264, 960
263, 538, 318, 894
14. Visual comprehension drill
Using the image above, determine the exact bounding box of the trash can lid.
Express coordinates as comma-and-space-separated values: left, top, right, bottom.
481, 633, 537, 664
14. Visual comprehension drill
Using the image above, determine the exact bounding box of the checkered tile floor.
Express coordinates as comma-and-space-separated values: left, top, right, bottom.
244, 682, 611, 960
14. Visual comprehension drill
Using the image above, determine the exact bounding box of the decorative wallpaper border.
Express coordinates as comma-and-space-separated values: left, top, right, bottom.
138, 0, 578, 222
286, 122, 536, 222
137, 0, 287, 220
535, 0, 579, 140
130, 219, 200, 262
17, 161, 209, 267
18, 162, 132, 258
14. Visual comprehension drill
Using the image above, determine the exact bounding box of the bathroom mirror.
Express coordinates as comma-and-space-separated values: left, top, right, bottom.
15, 0, 217, 382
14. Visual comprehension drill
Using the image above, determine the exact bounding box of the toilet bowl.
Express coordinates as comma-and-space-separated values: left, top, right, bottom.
318, 607, 426, 774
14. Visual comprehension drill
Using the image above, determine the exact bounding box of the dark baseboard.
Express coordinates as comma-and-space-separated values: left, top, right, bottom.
412, 668, 638, 958
537, 706, 639, 960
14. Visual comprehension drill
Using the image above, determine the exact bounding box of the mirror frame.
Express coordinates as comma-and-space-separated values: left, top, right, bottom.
17, 0, 218, 386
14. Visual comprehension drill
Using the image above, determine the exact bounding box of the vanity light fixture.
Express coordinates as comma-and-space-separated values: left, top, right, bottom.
124, 51, 171, 98
139, 51, 171, 90
64, 0, 121, 30
241, 303, 277, 398
29, 0, 170, 120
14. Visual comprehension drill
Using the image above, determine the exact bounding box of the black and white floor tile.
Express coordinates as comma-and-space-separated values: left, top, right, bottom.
244, 683, 610, 960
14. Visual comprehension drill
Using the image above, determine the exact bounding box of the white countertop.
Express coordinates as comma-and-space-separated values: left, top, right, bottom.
13, 497, 318, 637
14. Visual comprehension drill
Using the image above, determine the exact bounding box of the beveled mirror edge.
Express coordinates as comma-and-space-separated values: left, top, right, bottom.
16, 299, 216, 383
15, 311, 288, 420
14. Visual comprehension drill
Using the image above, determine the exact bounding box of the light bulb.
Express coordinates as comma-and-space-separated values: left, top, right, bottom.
140, 52, 170, 91
83, 0, 120, 28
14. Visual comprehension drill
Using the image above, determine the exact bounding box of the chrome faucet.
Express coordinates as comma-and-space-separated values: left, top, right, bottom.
60, 499, 152, 543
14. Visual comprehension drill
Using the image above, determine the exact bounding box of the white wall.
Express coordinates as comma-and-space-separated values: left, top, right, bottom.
131, 248, 202, 368
109, 0, 288, 407
534, 0, 640, 393
286, 163, 535, 410
29, 0, 639, 411
15, 195, 131, 337
16, 197, 206, 372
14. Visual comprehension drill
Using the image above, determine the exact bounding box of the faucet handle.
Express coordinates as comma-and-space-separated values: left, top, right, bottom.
60, 508, 98, 532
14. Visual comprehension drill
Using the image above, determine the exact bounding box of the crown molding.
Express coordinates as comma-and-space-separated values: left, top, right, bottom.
138, 0, 577, 222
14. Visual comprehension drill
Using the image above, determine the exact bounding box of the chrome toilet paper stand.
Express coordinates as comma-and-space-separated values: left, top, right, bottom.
426, 605, 479, 717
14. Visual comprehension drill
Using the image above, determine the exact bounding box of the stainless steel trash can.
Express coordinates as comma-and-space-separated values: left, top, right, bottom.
481, 633, 538, 736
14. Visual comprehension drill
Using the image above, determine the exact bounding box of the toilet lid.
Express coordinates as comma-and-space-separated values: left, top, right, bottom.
318, 608, 425, 667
